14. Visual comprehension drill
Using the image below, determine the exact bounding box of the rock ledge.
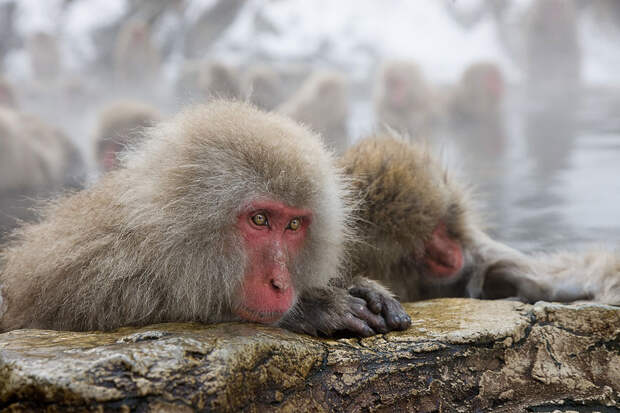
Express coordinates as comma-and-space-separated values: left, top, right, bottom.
1, 298, 619, 412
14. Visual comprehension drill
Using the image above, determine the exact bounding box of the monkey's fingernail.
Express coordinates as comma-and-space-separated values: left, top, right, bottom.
362, 325, 376, 337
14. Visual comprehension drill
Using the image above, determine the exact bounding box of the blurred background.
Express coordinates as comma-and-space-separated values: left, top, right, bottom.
1, 0, 619, 252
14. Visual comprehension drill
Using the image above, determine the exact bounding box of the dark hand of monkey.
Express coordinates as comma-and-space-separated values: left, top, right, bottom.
280, 286, 410, 338
349, 286, 412, 331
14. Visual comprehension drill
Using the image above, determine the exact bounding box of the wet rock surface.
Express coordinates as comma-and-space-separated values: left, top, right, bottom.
0, 298, 619, 412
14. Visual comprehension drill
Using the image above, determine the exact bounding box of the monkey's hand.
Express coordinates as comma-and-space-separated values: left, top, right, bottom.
348, 276, 411, 332
279, 285, 410, 338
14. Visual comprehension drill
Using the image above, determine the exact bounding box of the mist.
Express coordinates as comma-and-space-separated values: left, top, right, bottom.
1, 0, 620, 252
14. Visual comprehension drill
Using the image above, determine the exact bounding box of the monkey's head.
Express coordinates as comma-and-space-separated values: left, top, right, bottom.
458, 62, 504, 118
123, 101, 350, 325
243, 66, 284, 111
340, 135, 474, 287
378, 60, 428, 111
199, 62, 241, 99
95, 101, 161, 172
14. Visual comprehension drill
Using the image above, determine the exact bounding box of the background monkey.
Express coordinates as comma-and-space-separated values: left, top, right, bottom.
449, 61, 504, 125
0, 107, 84, 241
0, 101, 409, 337
114, 18, 161, 90
199, 61, 242, 100
94, 100, 162, 173
340, 134, 620, 305
374, 60, 438, 138
278, 70, 350, 155
242, 64, 285, 111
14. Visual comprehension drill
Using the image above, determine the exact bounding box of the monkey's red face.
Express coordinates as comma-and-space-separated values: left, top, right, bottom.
422, 222, 464, 282
235, 200, 312, 324
100, 142, 123, 172
386, 73, 408, 108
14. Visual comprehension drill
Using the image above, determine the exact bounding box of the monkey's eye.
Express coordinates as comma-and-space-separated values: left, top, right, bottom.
251, 213, 268, 226
287, 218, 302, 231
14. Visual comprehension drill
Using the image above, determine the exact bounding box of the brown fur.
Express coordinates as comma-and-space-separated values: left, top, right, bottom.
94, 100, 162, 172
199, 61, 241, 100
0, 101, 409, 336
525, 0, 581, 93
341, 134, 620, 305
450, 61, 504, 123
340, 135, 481, 301
374, 60, 438, 138
175, 60, 203, 102
114, 18, 160, 88
242, 64, 284, 111
0, 108, 84, 240
278, 70, 350, 154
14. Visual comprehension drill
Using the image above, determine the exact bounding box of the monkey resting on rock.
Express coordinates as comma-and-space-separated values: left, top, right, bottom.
0, 101, 410, 337
340, 134, 620, 305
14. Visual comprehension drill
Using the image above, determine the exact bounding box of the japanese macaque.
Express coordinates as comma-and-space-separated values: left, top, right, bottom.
175, 60, 203, 102
26, 32, 62, 83
278, 71, 350, 154
94, 100, 162, 173
525, 0, 581, 95
198, 61, 242, 100
0, 101, 410, 336
184, 0, 247, 58
340, 134, 620, 305
242, 64, 285, 111
374, 60, 438, 138
0, 108, 84, 240
0, 76, 16, 108
114, 18, 160, 89
450, 62, 505, 125
448, 62, 506, 162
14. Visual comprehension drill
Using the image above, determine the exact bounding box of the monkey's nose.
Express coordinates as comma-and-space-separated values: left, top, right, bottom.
270, 276, 290, 292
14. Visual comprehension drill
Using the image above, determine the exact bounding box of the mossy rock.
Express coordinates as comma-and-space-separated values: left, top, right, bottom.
1, 298, 619, 412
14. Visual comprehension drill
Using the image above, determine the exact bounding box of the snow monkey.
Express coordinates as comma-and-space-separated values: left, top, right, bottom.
242, 64, 285, 111
278, 70, 350, 155
0, 107, 84, 241
114, 18, 161, 89
450, 61, 504, 125
199, 61, 242, 100
374, 60, 437, 138
0, 101, 410, 336
94, 100, 162, 173
340, 134, 620, 305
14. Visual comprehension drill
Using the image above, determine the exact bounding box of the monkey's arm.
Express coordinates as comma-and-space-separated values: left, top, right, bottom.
471, 234, 620, 306
513, 249, 620, 305
279, 279, 411, 338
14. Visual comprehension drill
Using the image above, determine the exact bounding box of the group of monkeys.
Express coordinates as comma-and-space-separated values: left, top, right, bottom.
1, 100, 618, 337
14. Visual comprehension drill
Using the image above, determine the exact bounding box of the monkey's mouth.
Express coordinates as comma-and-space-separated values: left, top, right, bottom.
235, 305, 287, 324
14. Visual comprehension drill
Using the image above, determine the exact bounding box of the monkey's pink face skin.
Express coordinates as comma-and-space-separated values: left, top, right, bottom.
101, 142, 123, 172
423, 222, 464, 280
235, 200, 312, 324
386, 74, 408, 108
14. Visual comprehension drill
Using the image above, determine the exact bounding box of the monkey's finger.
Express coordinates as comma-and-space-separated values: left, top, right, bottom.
383, 298, 412, 331
349, 286, 383, 314
343, 313, 377, 337
349, 300, 388, 334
